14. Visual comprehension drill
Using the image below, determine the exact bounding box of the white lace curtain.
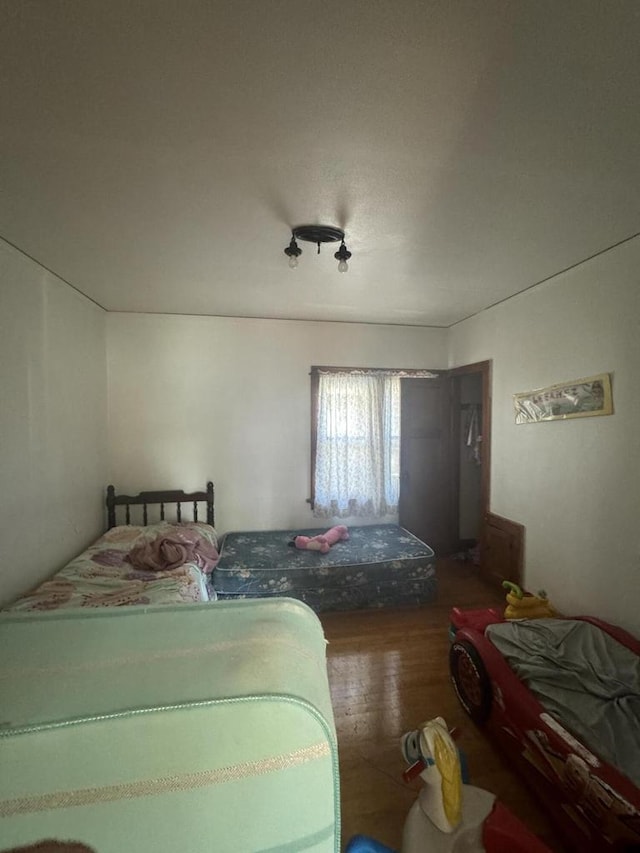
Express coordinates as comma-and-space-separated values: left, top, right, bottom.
314, 372, 400, 518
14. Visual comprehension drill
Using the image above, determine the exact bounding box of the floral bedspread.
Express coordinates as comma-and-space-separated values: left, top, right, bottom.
6, 522, 219, 612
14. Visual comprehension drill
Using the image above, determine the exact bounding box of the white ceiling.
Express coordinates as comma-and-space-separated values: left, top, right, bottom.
1, 1, 639, 327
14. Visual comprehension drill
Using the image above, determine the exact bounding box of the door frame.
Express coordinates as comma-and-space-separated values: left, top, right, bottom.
448, 360, 492, 550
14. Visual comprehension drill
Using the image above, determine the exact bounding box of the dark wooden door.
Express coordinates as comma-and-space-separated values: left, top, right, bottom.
399, 377, 454, 555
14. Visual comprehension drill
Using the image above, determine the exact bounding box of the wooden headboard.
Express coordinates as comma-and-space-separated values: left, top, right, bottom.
106, 482, 214, 529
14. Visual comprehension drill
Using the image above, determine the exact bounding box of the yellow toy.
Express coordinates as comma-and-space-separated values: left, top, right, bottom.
400, 716, 464, 835
502, 581, 556, 620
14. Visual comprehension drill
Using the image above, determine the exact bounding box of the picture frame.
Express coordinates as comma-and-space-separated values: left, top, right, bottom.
513, 373, 613, 424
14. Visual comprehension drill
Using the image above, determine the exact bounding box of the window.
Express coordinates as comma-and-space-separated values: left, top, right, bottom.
310, 368, 401, 518
310, 366, 441, 517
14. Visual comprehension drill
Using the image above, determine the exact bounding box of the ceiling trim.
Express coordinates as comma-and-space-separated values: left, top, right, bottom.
0, 232, 107, 312
449, 230, 640, 328
4, 229, 638, 331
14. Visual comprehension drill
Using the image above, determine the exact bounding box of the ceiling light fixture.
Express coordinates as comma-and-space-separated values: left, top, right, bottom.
284, 225, 352, 273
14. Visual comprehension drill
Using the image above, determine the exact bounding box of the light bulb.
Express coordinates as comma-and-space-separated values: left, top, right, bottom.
338, 258, 349, 273
288, 254, 299, 269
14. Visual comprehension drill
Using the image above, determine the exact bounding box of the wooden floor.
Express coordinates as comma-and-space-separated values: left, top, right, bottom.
319, 558, 565, 852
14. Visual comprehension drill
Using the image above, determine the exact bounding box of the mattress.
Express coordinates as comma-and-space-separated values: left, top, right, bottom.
0, 599, 339, 852
213, 523, 437, 611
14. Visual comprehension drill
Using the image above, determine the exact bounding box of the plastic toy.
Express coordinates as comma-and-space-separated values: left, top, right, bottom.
399, 717, 550, 852
293, 524, 349, 554
346, 716, 551, 852
401, 717, 462, 833
502, 581, 556, 620
345, 836, 396, 853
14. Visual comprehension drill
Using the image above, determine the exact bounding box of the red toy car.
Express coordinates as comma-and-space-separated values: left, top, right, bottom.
449, 607, 640, 852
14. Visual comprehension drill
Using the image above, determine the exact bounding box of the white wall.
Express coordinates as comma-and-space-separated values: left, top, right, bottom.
0, 239, 107, 606
107, 315, 447, 533
449, 236, 640, 634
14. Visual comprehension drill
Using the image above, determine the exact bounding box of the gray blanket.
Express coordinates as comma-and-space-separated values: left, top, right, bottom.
486, 618, 640, 786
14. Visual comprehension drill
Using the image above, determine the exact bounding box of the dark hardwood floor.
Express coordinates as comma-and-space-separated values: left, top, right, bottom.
319, 558, 565, 852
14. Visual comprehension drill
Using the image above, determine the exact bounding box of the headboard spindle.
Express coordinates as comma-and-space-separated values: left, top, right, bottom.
207, 481, 214, 526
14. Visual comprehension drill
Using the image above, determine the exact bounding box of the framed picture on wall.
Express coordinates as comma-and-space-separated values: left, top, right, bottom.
514, 373, 613, 424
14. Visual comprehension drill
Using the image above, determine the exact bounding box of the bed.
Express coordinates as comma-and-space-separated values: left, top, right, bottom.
0, 598, 339, 852
449, 608, 640, 852
5, 484, 219, 612
0, 484, 340, 852
212, 523, 437, 612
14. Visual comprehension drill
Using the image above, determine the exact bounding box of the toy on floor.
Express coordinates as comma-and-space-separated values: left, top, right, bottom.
400, 717, 551, 852
401, 717, 463, 833
502, 581, 556, 620
346, 716, 551, 853
293, 524, 349, 554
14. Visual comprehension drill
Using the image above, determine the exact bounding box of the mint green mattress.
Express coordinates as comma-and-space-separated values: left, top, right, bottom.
0, 599, 339, 852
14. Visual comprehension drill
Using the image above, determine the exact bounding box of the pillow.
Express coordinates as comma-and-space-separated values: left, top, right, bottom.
100, 525, 147, 546
169, 522, 219, 552
103, 521, 219, 551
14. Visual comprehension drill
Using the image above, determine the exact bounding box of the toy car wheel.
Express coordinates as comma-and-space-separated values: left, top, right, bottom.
450, 640, 492, 724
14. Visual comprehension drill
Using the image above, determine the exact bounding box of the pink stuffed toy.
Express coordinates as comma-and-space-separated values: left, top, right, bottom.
294, 525, 349, 554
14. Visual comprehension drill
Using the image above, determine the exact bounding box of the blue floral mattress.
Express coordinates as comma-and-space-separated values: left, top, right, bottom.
212, 524, 437, 612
